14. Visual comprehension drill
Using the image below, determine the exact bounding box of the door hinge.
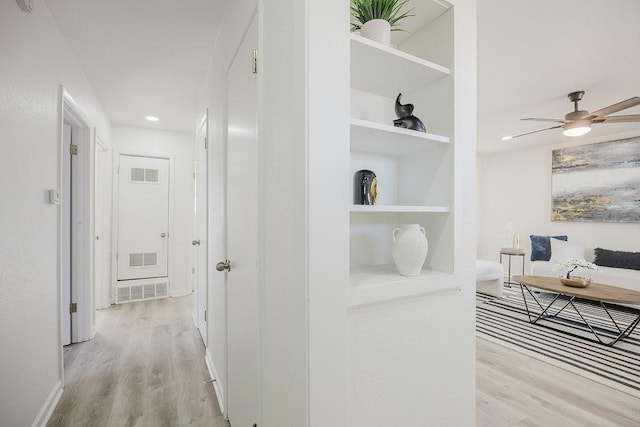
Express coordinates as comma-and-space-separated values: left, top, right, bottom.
204, 310, 207, 322
204, 136, 208, 149
69, 303, 77, 314
192, 267, 195, 274
70, 144, 78, 156
252, 49, 257, 74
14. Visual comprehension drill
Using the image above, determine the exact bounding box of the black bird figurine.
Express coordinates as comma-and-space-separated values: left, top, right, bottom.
393, 93, 426, 133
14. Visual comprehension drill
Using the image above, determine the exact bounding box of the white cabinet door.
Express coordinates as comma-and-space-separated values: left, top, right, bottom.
226, 15, 260, 427
117, 155, 170, 280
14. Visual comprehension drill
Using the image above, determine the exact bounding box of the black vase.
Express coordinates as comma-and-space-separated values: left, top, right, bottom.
354, 170, 378, 205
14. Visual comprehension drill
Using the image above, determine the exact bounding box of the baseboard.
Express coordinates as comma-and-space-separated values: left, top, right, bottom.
31, 380, 63, 427
205, 349, 227, 419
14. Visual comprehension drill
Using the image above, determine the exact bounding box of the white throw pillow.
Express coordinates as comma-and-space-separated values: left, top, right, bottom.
550, 238, 585, 263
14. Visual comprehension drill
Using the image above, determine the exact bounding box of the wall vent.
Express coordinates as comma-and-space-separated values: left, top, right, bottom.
115, 280, 169, 304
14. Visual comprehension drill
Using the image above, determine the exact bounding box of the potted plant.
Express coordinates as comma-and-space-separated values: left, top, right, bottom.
554, 258, 599, 287
351, 0, 414, 46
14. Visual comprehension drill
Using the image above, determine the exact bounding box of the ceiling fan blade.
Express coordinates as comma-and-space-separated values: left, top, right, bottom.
595, 114, 640, 123
506, 125, 563, 140
521, 118, 565, 123
587, 97, 640, 118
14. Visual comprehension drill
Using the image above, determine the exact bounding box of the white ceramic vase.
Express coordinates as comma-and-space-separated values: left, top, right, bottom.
361, 19, 391, 46
392, 224, 428, 277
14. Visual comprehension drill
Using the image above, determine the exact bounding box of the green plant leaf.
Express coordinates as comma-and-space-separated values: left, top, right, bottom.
351, 0, 414, 32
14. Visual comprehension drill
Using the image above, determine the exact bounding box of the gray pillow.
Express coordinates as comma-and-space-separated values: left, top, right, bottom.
594, 248, 640, 271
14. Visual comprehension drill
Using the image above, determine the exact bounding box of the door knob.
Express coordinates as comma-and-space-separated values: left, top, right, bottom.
160, 232, 167, 238
192, 240, 201, 246
216, 259, 231, 272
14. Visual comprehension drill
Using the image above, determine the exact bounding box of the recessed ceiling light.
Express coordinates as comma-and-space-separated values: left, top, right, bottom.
145, 115, 159, 122
501, 136, 513, 141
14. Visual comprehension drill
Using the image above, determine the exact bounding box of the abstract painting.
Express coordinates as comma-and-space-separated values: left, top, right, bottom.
551, 137, 640, 222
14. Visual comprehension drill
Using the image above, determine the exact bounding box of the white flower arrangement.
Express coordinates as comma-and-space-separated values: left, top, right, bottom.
554, 258, 599, 279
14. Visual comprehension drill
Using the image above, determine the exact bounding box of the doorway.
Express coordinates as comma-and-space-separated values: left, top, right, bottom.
193, 112, 209, 344
59, 89, 95, 352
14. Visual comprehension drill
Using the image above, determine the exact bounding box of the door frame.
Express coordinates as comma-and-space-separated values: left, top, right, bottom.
111, 151, 175, 295
57, 88, 95, 379
193, 111, 209, 344
94, 137, 112, 310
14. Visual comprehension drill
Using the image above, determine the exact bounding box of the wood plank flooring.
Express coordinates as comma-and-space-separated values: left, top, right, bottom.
477, 338, 640, 427
48, 295, 640, 426
48, 295, 228, 427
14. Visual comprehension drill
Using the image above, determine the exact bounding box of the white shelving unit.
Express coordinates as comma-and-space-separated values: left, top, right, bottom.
349, 10, 457, 307
350, 34, 450, 98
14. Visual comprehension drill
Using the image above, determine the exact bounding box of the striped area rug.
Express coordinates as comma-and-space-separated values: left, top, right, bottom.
476, 287, 640, 398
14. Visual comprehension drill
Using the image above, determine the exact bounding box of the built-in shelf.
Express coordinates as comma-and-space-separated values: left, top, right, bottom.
350, 205, 449, 213
350, 119, 449, 155
349, 265, 458, 307
350, 34, 450, 99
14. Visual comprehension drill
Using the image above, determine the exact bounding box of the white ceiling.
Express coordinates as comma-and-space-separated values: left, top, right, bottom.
45, 0, 640, 148
45, 0, 227, 133
478, 0, 640, 152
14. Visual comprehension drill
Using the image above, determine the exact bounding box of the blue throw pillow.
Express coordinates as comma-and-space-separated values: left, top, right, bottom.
530, 235, 568, 261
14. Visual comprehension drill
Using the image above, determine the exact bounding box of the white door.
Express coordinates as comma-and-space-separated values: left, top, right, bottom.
225, 15, 260, 427
193, 114, 208, 343
61, 124, 72, 346
117, 155, 170, 281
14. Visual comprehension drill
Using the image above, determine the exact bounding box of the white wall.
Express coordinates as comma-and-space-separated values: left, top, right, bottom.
478, 130, 640, 274
112, 125, 195, 297
0, 2, 111, 425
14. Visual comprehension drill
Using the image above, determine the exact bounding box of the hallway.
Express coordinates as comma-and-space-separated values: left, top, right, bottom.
47, 296, 228, 426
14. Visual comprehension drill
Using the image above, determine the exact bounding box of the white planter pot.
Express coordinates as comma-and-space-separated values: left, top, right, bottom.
392, 224, 428, 277
361, 19, 391, 46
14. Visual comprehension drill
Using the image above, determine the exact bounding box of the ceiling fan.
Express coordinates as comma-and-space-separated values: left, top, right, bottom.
504, 91, 640, 140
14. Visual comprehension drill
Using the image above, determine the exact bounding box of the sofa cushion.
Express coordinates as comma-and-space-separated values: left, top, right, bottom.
550, 239, 585, 263
595, 248, 640, 271
530, 235, 567, 261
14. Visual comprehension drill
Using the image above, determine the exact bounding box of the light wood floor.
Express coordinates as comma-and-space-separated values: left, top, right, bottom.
477, 338, 640, 427
48, 295, 228, 427
48, 295, 640, 426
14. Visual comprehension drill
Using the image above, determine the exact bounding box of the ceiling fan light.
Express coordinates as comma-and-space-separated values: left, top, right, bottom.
562, 120, 591, 137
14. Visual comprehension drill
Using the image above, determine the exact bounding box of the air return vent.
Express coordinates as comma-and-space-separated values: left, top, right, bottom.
129, 252, 158, 267
130, 167, 159, 183
115, 280, 169, 304
131, 167, 145, 182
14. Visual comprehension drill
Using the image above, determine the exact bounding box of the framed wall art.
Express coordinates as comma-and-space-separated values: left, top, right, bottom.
551, 137, 640, 222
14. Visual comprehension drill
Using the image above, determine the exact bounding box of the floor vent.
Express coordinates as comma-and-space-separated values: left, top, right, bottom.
115, 280, 169, 304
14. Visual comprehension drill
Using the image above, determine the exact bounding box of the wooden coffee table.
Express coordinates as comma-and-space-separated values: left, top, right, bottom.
512, 275, 640, 347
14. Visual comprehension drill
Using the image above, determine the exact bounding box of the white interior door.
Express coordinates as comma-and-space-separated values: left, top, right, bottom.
61, 124, 72, 346
117, 155, 170, 281
193, 114, 208, 343
225, 15, 260, 427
